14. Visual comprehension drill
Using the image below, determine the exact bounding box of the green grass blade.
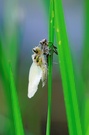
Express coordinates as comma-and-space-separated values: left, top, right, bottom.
0, 39, 15, 135
81, 0, 89, 133
82, 0, 89, 80
0, 38, 24, 135
54, 0, 82, 135
46, 0, 54, 135
84, 99, 89, 134
9, 64, 24, 135
0, 38, 11, 104
86, 125, 89, 135
71, 55, 86, 134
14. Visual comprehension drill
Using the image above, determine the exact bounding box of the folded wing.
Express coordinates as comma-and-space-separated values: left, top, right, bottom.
28, 62, 42, 98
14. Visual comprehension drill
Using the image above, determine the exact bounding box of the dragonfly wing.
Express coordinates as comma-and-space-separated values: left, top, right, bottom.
28, 62, 42, 98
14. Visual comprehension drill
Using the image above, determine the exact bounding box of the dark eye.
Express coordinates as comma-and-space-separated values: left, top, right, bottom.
36, 56, 39, 63
36, 50, 38, 53
34, 56, 36, 59
33, 49, 38, 54
36, 59, 39, 62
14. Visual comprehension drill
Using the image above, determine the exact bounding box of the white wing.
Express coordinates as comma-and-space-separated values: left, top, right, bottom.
28, 62, 42, 98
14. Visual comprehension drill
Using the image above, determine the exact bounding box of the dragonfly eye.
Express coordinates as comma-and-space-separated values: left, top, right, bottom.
33, 49, 38, 54
40, 39, 47, 45
36, 59, 39, 62
34, 56, 36, 59
34, 55, 40, 63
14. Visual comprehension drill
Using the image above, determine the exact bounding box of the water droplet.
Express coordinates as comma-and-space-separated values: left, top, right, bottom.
50, 20, 52, 23
59, 40, 61, 45
56, 28, 59, 32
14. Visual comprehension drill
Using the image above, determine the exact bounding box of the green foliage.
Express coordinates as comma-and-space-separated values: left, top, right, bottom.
0, 37, 24, 135
46, 0, 54, 135
0, 1, 23, 134
0, 0, 89, 135
9, 64, 24, 135
82, 0, 89, 134
46, 0, 89, 135
54, 0, 82, 135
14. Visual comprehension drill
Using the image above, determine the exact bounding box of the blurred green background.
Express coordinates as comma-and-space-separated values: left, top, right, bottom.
0, 0, 85, 135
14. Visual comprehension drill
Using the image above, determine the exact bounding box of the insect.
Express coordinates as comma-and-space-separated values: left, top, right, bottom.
40, 39, 58, 56
28, 39, 57, 98
40, 39, 58, 63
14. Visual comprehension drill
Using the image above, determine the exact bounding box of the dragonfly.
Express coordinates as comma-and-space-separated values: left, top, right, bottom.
28, 39, 58, 98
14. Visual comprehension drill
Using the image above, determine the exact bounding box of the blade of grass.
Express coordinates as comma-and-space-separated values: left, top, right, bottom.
46, 0, 54, 135
0, 38, 11, 106
54, 0, 82, 135
86, 125, 89, 135
0, 38, 24, 135
81, 0, 89, 133
84, 98, 89, 134
0, 38, 15, 135
82, 0, 89, 81
9, 63, 24, 135
73, 67, 85, 134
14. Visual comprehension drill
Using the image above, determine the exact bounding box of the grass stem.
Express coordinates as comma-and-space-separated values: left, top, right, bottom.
46, 0, 54, 135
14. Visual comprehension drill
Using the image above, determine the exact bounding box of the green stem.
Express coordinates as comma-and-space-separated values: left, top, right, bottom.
54, 0, 82, 134
82, 0, 89, 133
86, 125, 89, 135
46, 0, 54, 135
9, 64, 24, 135
0, 38, 24, 135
